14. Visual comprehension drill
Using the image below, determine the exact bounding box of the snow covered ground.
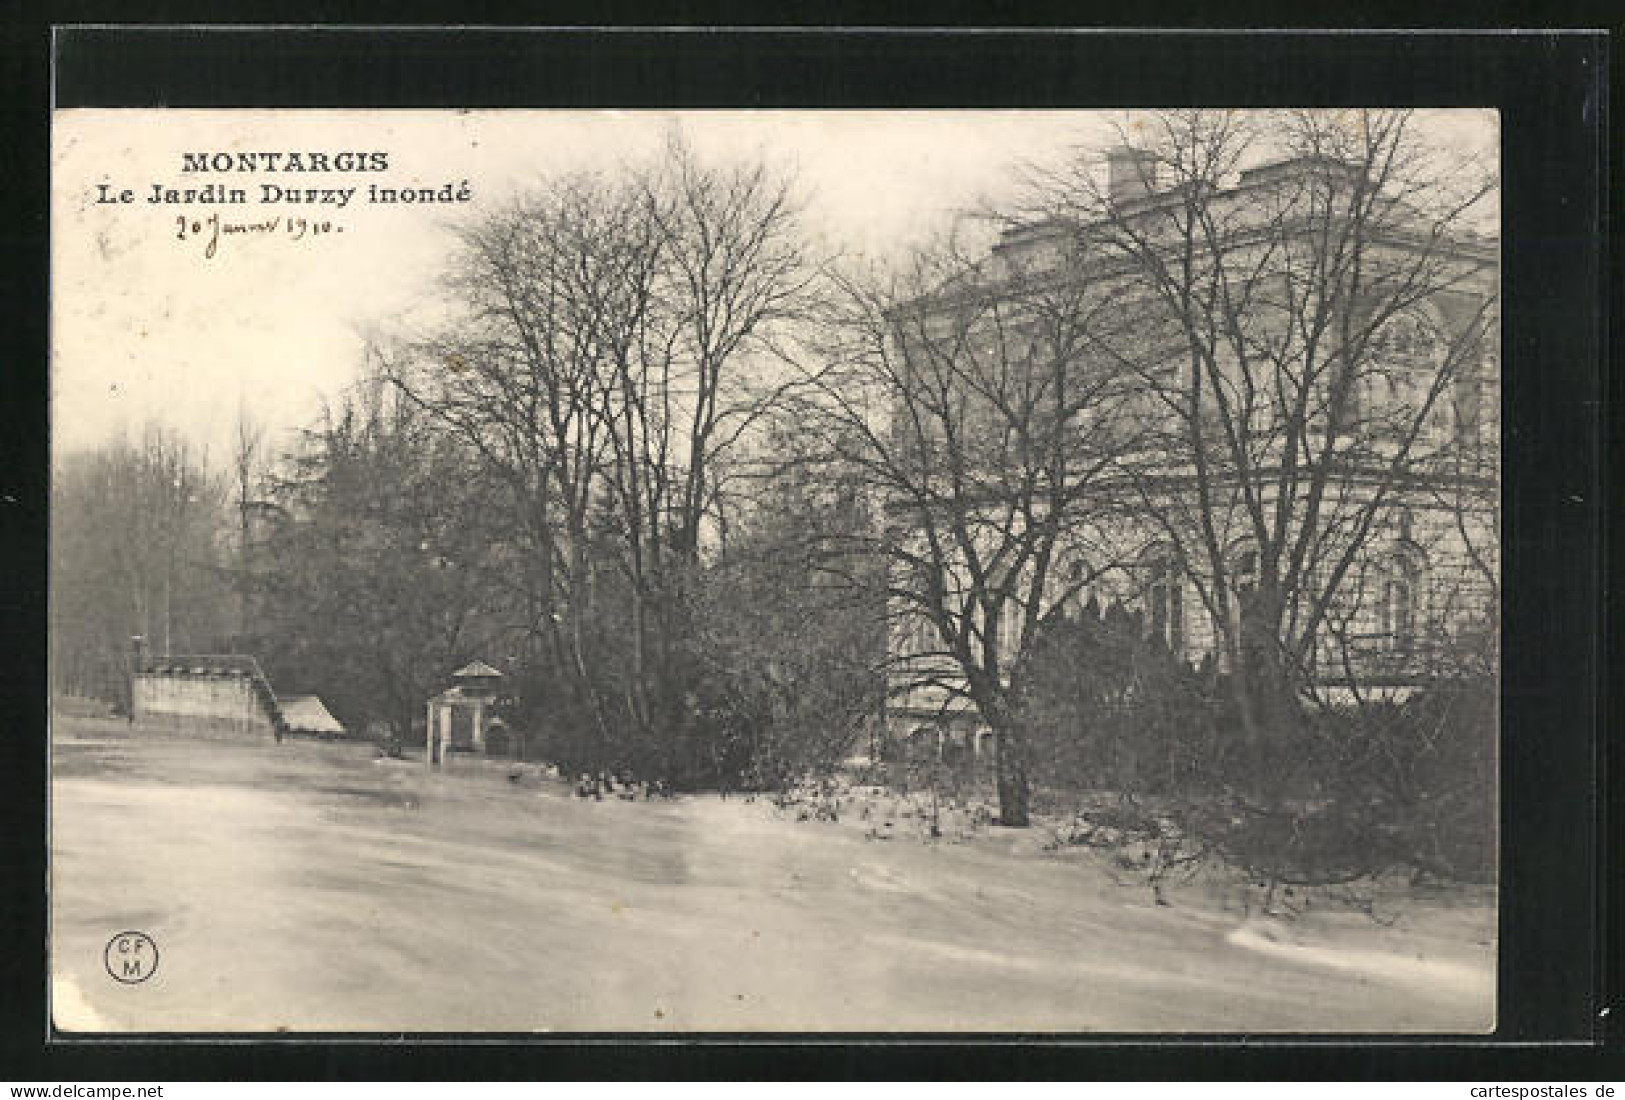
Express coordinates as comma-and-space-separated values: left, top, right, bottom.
49, 712, 1495, 1033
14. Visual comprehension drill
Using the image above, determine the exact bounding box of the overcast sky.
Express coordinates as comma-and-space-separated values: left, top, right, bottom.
51, 108, 1496, 466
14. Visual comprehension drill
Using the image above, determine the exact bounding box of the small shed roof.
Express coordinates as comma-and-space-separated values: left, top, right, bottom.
279, 694, 346, 735
452, 660, 504, 679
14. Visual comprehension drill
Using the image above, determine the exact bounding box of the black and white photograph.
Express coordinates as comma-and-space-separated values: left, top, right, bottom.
49, 106, 1501, 1034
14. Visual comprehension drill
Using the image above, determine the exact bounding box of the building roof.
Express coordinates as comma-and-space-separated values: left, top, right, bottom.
278, 694, 346, 735
452, 660, 504, 679
140, 654, 263, 677
983, 152, 1495, 278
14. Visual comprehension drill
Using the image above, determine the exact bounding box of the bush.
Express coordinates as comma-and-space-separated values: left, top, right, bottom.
1017, 599, 1239, 807
1203, 680, 1496, 886
1337, 676, 1497, 883
1015, 603, 1497, 886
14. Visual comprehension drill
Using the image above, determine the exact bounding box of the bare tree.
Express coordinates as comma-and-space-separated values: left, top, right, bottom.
382, 135, 818, 780
51, 425, 235, 703
803, 238, 1145, 826
230, 403, 266, 642
590, 135, 817, 764
382, 174, 644, 761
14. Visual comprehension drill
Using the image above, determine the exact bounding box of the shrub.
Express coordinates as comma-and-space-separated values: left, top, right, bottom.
1015, 602, 1497, 886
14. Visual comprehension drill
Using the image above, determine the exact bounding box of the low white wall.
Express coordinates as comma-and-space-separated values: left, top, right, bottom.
132, 673, 276, 738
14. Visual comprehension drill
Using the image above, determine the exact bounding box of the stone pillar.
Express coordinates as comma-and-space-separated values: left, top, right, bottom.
472, 700, 485, 753
426, 702, 438, 768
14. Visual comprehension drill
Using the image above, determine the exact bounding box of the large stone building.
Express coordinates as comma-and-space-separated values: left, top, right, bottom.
884, 141, 1499, 754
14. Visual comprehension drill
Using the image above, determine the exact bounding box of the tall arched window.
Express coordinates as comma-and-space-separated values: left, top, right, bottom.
1141, 545, 1184, 653
1365, 309, 1446, 442
1378, 545, 1426, 659
996, 598, 1023, 660
1222, 540, 1262, 662
1452, 346, 1494, 456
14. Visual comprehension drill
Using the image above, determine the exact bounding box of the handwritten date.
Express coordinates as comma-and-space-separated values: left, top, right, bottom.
175, 213, 343, 259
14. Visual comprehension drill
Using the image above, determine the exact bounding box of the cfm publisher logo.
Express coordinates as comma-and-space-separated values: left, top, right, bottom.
103, 932, 159, 984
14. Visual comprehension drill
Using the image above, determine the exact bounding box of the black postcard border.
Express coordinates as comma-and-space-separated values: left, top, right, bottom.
2, 24, 1612, 1080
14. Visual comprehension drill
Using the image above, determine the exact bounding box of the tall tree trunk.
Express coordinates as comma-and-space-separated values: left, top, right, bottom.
976, 690, 1031, 827
993, 733, 1032, 828
1233, 586, 1296, 800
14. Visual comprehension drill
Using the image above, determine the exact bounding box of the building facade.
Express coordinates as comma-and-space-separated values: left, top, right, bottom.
883, 144, 1499, 753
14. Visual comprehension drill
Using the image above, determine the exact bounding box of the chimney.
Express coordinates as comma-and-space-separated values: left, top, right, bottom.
1106, 146, 1158, 205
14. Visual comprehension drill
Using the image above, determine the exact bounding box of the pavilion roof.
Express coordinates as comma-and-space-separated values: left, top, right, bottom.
451, 660, 504, 679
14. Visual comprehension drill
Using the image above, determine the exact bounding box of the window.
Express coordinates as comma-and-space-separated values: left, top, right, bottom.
1366, 310, 1444, 441
899, 612, 936, 659
913, 613, 937, 658
1377, 546, 1425, 658
1223, 541, 1261, 651
1142, 547, 1184, 653
1381, 572, 1415, 656
1373, 313, 1440, 365
1452, 366, 1487, 455
1454, 381, 1480, 448
996, 599, 1023, 659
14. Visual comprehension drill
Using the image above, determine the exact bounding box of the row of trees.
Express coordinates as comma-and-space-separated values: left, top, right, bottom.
51, 427, 236, 705
53, 112, 1499, 857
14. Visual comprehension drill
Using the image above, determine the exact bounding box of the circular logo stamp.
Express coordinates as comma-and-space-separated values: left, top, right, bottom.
104, 931, 159, 984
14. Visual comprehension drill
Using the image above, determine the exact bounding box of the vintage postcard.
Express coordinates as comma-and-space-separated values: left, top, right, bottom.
50, 108, 1500, 1033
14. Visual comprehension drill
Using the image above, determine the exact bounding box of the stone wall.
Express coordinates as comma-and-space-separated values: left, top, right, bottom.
132, 672, 277, 738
